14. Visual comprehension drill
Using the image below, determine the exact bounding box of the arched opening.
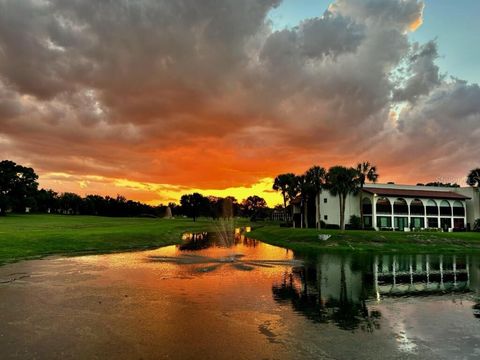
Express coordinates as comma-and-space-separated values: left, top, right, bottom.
452, 201, 465, 216
410, 199, 424, 215
410, 199, 425, 229
440, 200, 451, 216
393, 198, 408, 214
426, 199, 438, 216
362, 198, 372, 215
376, 197, 391, 214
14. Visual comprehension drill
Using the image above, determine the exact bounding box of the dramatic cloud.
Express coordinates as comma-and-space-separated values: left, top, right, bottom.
0, 0, 478, 204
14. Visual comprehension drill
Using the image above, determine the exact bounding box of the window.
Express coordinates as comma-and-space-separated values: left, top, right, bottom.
452, 201, 465, 216
426, 200, 438, 216
363, 216, 372, 226
376, 197, 392, 214
394, 217, 408, 230
411, 217, 424, 228
324, 215, 328, 220
439, 200, 451, 216
427, 217, 438, 228
377, 216, 392, 228
324, 198, 327, 203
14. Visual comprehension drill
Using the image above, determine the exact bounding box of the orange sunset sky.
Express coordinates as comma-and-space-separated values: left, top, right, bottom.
1, 0, 479, 206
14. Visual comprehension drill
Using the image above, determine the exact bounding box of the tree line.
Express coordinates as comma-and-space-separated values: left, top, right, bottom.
0, 160, 270, 219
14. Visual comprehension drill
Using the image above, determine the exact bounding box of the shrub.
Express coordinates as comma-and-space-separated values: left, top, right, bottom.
474, 219, 480, 232
325, 223, 340, 229
348, 215, 362, 230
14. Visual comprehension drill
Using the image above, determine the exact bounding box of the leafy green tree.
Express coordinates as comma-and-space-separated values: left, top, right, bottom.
356, 162, 379, 229
326, 166, 359, 230
305, 165, 327, 229
272, 173, 296, 221
0, 160, 39, 215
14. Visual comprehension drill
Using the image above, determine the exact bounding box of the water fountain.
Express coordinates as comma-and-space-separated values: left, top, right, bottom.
149, 201, 301, 272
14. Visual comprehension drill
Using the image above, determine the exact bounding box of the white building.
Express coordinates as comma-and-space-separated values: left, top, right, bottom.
317, 183, 480, 231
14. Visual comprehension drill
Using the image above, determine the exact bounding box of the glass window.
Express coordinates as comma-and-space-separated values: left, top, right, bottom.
324, 215, 328, 220
377, 216, 391, 228
394, 217, 408, 230
427, 217, 438, 228
363, 216, 372, 226
411, 217, 424, 228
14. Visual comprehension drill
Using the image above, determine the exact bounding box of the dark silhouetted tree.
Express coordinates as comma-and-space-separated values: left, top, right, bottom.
326, 166, 359, 230
356, 162, 379, 229
305, 166, 327, 229
0, 160, 39, 215
273, 173, 296, 221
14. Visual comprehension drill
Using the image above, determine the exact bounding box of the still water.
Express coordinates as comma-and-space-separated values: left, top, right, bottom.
1, 231, 480, 359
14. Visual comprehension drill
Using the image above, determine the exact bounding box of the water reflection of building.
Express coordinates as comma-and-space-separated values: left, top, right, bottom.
372, 255, 470, 298
272, 253, 480, 332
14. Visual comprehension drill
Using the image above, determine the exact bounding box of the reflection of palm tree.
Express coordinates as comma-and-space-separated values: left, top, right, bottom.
271, 261, 381, 332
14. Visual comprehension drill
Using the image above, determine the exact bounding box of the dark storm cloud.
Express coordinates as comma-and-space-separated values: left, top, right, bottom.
0, 0, 478, 190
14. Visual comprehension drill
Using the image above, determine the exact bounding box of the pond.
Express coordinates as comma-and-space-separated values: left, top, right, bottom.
1, 229, 480, 359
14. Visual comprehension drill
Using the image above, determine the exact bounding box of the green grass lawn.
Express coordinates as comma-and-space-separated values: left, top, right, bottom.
0, 214, 236, 265
2, 215, 480, 265
249, 225, 480, 254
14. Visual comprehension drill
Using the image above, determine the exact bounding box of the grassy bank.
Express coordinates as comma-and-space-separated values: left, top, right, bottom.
249, 225, 480, 254
0, 214, 235, 265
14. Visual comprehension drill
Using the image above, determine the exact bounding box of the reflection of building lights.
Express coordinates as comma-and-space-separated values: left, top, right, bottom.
245, 226, 251, 232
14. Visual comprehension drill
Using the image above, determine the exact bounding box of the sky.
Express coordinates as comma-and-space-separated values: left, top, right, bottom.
1, 0, 479, 206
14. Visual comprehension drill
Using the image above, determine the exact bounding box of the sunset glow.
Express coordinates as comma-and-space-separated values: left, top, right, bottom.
1, 0, 479, 205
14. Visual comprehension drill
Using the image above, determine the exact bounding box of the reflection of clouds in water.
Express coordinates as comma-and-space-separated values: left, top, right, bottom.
381, 305, 418, 353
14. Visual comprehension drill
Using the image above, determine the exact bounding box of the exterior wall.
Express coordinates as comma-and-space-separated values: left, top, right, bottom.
317, 191, 360, 227
316, 183, 477, 231
455, 187, 480, 227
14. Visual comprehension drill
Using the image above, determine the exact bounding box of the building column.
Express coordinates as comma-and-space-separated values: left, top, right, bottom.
372, 195, 377, 230
406, 198, 412, 230
438, 200, 441, 231
389, 197, 395, 231
423, 198, 427, 229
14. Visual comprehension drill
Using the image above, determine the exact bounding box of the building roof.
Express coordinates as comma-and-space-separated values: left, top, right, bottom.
362, 187, 471, 200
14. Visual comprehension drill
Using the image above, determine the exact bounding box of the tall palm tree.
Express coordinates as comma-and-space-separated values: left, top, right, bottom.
326, 166, 359, 230
273, 173, 296, 222
356, 162, 379, 229
467, 168, 480, 188
295, 174, 313, 228
305, 165, 327, 229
